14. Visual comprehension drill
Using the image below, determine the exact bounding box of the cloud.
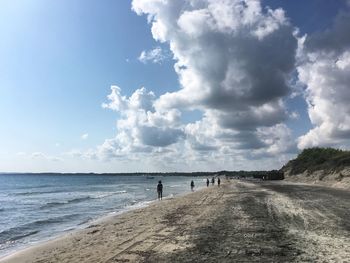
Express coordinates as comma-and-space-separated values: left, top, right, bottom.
257, 124, 298, 155
133, 0, 297, 147
49, 157, 64, 162
134, 0, 297, 117
65, 149, 84, 158
81, 133, 89, 140
290, 111, 300, 120
297, 11, 350, 149
31, 152, 46, 158
304, 12, 350, 54
99, 86, 184, 160
93, 0, 300, 169
102, 86, 128, 111
139, 126, 184, 147
30, 152, 63, 162
138, 46, 170, 64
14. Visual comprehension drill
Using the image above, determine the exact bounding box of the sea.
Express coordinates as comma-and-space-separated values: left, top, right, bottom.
0, 174, 206, 258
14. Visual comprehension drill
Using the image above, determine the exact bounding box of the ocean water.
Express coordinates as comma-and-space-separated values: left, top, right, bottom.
0, 174, 206, 258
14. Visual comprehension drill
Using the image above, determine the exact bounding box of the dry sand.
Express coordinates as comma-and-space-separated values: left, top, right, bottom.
1, 180, 349, 263
284, 167, 350, 190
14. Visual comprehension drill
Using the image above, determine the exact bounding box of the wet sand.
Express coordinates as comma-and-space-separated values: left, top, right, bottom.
1, 180, 349, 263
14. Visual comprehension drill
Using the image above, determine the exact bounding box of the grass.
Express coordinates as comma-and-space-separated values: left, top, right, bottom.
284, 147, 350, 175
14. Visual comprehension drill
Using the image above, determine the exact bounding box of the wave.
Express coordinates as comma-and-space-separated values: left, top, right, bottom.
14, 184, 53, 190
34, 214, 80, 225
169, 184, 181, 188
40, 196, 91, 209
12, 190, 63, 196
90, 190, 127, 199
0, 230, 40, 244
40, 201, 67, 209
39, 192, 127, 210
77, 218, 92, 226
67, 196, 91, 204
0, 214, 79, 244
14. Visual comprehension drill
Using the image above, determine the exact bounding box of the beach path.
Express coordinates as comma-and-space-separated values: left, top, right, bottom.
1, 180, 349, 262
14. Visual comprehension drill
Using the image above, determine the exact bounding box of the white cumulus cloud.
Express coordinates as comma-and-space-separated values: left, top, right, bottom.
92, 0, 301, 169
132, 0, 298, 151
297, 12, 350, 149
99, 86, 184, 160
138, 46, 170, 64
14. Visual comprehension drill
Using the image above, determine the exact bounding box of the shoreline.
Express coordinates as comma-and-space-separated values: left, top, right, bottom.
0, 174, 208, 261
0, 196, 154, 260
1, 180, 348, 262
0, 184, 209, 263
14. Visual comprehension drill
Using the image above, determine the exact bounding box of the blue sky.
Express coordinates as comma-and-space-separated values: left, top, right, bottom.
1, 0, 350, 172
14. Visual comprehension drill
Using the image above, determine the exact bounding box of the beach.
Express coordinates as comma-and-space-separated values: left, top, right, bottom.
1, 180, 349, 263
0, 174, 206, 257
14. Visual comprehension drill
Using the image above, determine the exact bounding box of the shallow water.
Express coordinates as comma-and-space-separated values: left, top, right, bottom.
0, 174, 205, 257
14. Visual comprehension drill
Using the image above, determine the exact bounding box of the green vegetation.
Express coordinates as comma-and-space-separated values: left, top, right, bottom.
219, 170, 284, 180
283, 147, 350, 175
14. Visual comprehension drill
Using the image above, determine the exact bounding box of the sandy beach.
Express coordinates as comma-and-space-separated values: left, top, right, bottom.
1, 180, 349, 263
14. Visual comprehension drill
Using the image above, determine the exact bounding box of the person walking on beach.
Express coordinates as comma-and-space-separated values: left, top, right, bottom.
190, 180, 195, 191
218, 177, 221, 187
157, 180, 163, 200
206, 178, 209, 187
211, 177, 215, 185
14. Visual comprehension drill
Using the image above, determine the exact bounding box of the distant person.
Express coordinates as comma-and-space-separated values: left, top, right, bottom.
190, 180, 195, 191
218, 177, 221, 187
157, 180, 163, 200
206, 178, 210, 187
211, 177, 215, 185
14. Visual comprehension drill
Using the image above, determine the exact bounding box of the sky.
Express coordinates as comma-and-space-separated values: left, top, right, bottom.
1, 0, 350, 173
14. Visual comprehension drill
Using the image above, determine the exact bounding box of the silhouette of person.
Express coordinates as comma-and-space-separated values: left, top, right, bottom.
218, 177, 221, 187
206, 178, 210, 187
157, 180, 163, 200
211, 177, 215, 185
190, 180, 195, 191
